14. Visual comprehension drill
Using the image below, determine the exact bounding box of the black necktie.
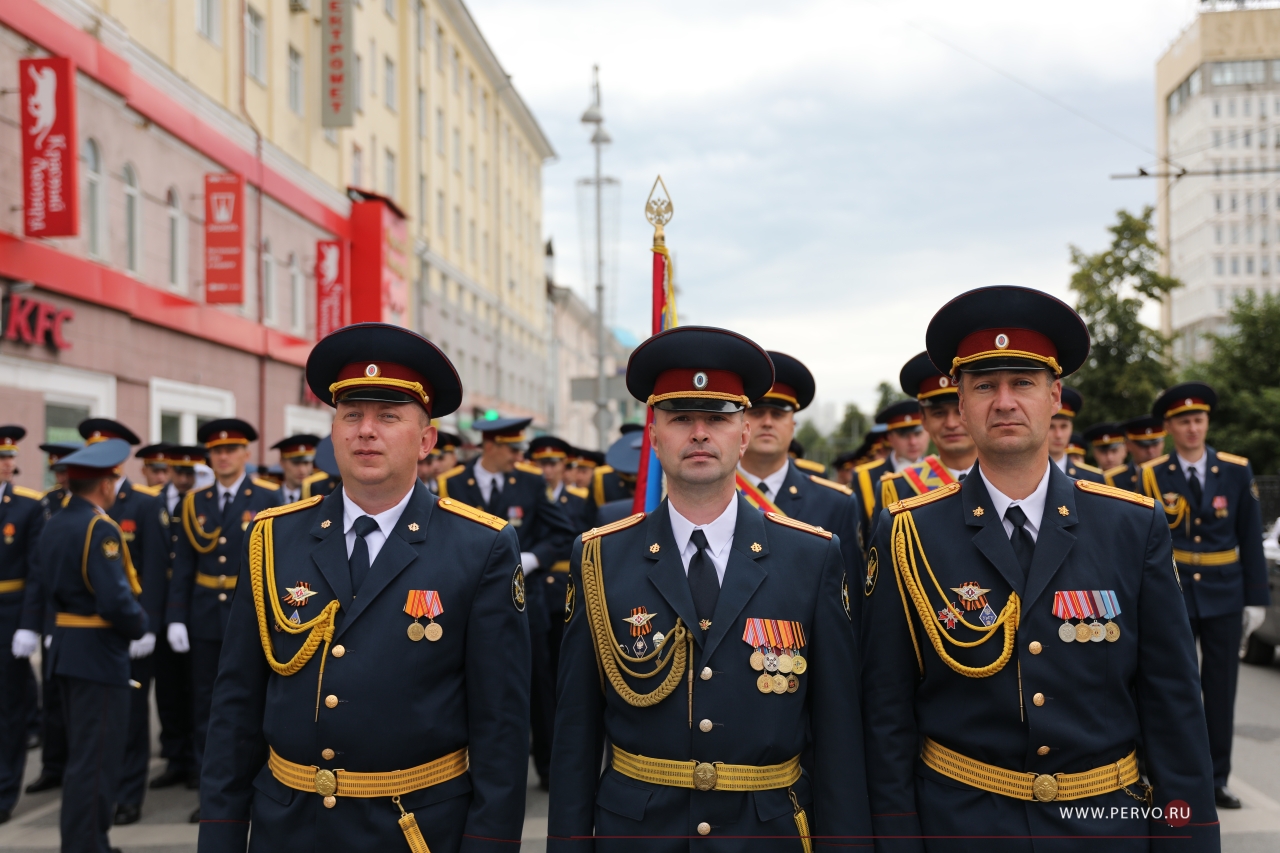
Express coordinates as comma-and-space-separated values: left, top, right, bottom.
758, 482, 770, 497
349, 515, 379, 595
687, 529, 719, 626
485, 478, 502, 514
221, 490, 233, 520
958, 472, 967, 482
1004, 505, 1036, 575
1188, 468, 1203, 508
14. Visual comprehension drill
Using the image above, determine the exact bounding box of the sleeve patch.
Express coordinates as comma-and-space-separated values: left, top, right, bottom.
512, 565, 527, 612
864, 547, 879, 597
842, 572, 852, 620
564, 577, 576, 623
102, 537, 121, 560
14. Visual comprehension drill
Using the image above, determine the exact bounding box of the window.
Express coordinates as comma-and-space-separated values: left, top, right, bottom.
151, 378, 235, 446
246, 7, 265, 84
370, 39, 377, 96
1247, 256, 1255, 274
437, 191, 445, 237
416, 3, 425, 49
288, 47, 303, 115
452, 128, 461, 172
468, 146, 475, 188
469, 219, 476, 261
385, 57, 396, 110
1214, 256, 1225, 275
1265, 256, 1273, 275
1231, 194, 1238, 211
434, 25, 443, 72
418, 88, 426, 138
167, 188, 185, 289
1213, 100, 1220, 117
467, 70, 474, 113
453, 206, 461, 250
352, 144, 363, 187
1231, 256, 1240, 275
385, 0, 396, 19
123, 164, 141, 274
1214, 130, 1222, 148
1212, 61, 1266, 86
290, 255, 304, 332
83, 138, 103, 258
1215, 225, 1223, 244
354, 55, 364, 112
1245, 98, 1253, 117
435, 110, 445, 155
385, 149, 397, 199
418, 174, 426, 226
262, 241, 276, 324
1231, 224, 1239, 244
481, 162, 488, 198
483, 231, 489, 271
482, 92, 489, 130
1215, 194, 1222, 212
451, 48, 459, 93
1245, 130, 1252, 148
197, 0, 220, 43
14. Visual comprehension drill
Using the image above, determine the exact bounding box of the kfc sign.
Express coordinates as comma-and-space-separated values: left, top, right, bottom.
204, 173, 244, 304
321, 0, 354, 128
3, 292, 73, 350
20, 57, 78, 238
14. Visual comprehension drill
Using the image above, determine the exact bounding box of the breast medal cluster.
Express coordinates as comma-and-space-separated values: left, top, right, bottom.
623, 607, 656, 655
941, 582, 996, 630
1052, 590, 1121, 643
278, 581, 317, 630
743, 618, 807, 695
403, 589, 444, 642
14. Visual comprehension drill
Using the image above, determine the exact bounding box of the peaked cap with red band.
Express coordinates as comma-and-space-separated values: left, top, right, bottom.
0, 425, 24, 456
1057, 386, 1083, 420
1083, 422, 1125, 448
135, 443, 172, 465
926, 285, 1090, 378
1153, 382, 1216, 421
758, 351, 815, 411
164, 446, 207, 467
198, 419, 259, 448
1122, 415, 1166, 443
626, 326, 774, 413
271, 434, 322, 460
78, 419, 141, 446
899, 351, 957, 403
59, 438, 131, 480
306, 322, 462, 417
875, 399, 923, 432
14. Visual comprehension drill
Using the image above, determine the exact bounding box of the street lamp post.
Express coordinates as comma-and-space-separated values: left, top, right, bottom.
581, 65, 612, 450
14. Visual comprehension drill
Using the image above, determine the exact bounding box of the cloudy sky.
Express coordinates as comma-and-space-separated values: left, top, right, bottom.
468, 0, 1202, 420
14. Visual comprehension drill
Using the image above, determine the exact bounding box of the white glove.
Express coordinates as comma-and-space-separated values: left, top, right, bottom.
129, 632, 156, 659
167, 622, 190, 654
44, 634, 51, 649
11, 628, 39, 659
520, 552, 540, 576
1244, 605, 1267, 639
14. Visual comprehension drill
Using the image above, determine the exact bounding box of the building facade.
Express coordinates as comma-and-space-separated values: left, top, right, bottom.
0, 0, 552, 491
1157, 2, 1280, 362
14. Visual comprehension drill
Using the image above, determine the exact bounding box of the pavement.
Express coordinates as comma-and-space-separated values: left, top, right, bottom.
3, 652, 1279, 851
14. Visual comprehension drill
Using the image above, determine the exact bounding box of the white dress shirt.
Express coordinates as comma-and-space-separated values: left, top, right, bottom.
1177, 452, 1207, 485
216, 474, 247, 513
165, 483, 182, 516
547, 481, 564, 502
341, 486, 414, 564
1051, 454, 1068, 474
282, 486, 301, 505
474, 461, 505, 505
948, 462, 975, 480
890, 454, 922, 473
737, 462, 789, 500
669, 499, 737, 586
980, 462, 1052, 543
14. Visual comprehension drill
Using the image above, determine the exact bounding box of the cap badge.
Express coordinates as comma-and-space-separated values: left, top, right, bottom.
692, 371, 708, 390
366, 364, 380, 377
219, 431, 228, 439
994, 333, 1010, 349
1184, 398, 1193, 406
938, 376, 949, 387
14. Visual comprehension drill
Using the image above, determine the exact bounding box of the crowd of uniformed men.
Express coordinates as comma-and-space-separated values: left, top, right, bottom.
0, 283, 1266, 852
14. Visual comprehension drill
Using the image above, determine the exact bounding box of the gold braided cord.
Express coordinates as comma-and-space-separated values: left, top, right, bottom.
950, 350, 1062, 376
646, 390, 752, 408
181, 491, 222, 555
579, 535, 689, 706
1142, 465, 1189, 535
81, 516, 142, 596
329, 377, 430, 408
248, 517, 341, 720
891, 511, 1018, 678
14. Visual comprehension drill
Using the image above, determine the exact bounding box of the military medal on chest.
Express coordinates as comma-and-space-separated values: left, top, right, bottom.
951, 582, 996, 627
744, 618, 807, 694
622, 607, 656, 655
1212, 495, 1229, 519
2, 522, 14, 545
1052, 590, 1121, 643
404, 589, 444, 642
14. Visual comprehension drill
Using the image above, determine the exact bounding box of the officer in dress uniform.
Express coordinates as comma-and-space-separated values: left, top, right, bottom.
137, 443, 173, 489
852, 400, 928, 548
301, 436, 341, 500
549, 325, 871, 851
0, 426, 46, 825
1048, 388, 1105, 483
1082, 422, 1128, 479
591, 424, 644, 510
1104, 416, 1166, 494
272, 435, 321, 505
150, 446, 205, 792
788, 439, 827, 477
438, 417, 573, 790
430, 432, 463, 495
736, 351, 866, 626
73, 419, 171, 826
1140, 382, 1268, 811
567, 449, 604, 492
168, 419, 282, 821
832, 449, 860, 488
594, 433, 643, 527
1066, 432, 1088, 467
39, 438, 149, 852
862, 286, 1217, 852
198, 322, 529, 853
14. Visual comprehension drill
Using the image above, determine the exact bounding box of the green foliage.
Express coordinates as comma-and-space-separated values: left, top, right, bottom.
1185, 291, 1280, 474
795, 402, 869, 468
1067, 207, 1180, 425
875, 382, 908, 414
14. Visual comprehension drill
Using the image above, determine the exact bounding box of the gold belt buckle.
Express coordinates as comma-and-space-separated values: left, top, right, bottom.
315, 768, 337, 797
693, 762, 717, 791
1032, 773, 1058, 802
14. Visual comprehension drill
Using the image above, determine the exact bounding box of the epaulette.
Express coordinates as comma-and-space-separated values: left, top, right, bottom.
582, 512, 645, 542
808, 474, 853, 495
252, 495, 323, 521
10, 485, 42, 500
302, 470, 331, 486
1103, 465, 1128, 479
1074, 479, 1155, 508
1216, 451, 1250, 467
889, 481, 961, 514
566, 485, 589, 500
853, 458, 885, 473
880, 470, 906, 482
592, 465, 615, 506
438, 464, 466, 480
251, 477, 280, 491
1072, 461, 1104, 475
1141, 454, 1170, 469
437, 497, 507, 531
765, 512, 833, 539
131, 482, 163, 497
515, 461, 544, 476
794, 458, 826, 474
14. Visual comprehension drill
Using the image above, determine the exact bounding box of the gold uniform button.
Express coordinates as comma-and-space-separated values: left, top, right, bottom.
697, 822, 711, 836
545, 576, 555, 584
219, 536, 227, 544
169, 552, 176, 560
1037, 746, 1050, 756
699, 719, 713, 733
700, 667, 713, 681
218, 555, 227, 564
323, 795, 336, 809
325, 695, 339, 709
322, 748, 335, 760
1032, 693, 1045, 707
217, 593, 227, 602
1028, 641, 1042, 655
332, 645, 345, 658
1194, 572, 1203, 581
1193, 536, 1202, 543
1194, 518, 1201, 526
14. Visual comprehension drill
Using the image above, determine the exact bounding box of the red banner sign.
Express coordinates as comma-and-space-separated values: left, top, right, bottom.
204, 173, 245, 304
315, 239, 348, 338
350, 198, 409, 325
20, 57, 78, 238
3, 293, 73, 350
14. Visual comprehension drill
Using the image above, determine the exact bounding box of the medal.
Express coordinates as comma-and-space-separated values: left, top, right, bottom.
1089, 622, 1106, 642
777, 653, 794, 674
1058, 622, 1076, 643
757, 673, 773, 693
764, 652, 779, 673
786, 674, 799, 693
1091, 590, 1123, 644
404, 590, 444, 642
744, 619, 768, 672
790, 654, 807, 675
653, 631, 665, 648
632, 635, 649, 655
424, 622, 443, 642
283, 581, 318, 608
750, 650, 765, 671
771, 674, 788, 694
1074, 622, 1092, 643
1105, 622, 1121, 642
776, 621, 796, 673
407, 622, 426, 642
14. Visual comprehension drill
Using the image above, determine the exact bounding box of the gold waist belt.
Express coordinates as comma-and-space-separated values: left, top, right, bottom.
0, 579, 26, 594
922, 737, 1139, 803
551, 561, 571, 573
56, 613, 112, 628
1172, 548, 1238, 566
611, 744, 801, 792
268, 746, 469, 800
196, 572, 238, 589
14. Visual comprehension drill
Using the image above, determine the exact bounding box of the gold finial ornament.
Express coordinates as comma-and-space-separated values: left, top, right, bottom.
645, 175, 673, 247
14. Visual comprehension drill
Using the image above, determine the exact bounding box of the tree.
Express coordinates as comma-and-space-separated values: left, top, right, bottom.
831, 402, 869, 456
1186, 291, 1280, 474
874, 381, 907, 414
1067, 207, 1180, 425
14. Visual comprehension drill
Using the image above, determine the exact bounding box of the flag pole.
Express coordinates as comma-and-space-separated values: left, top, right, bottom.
633, 177, 675, 514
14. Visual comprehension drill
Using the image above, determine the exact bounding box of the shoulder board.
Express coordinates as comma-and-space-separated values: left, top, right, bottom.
582, 512, 645, 542
794, 458, 826, 474
566, 485, 589, 499
438, 464, 466, 481
1103, 465, 1128, 478
889, 481, 962, 515
1072, 462, 1103, 475
880, 470, 906, 482
515, 461, 544, 476
10, 485, 43, 500
765, 512, 833, 539
1216, 451, 1250, 467
1074, 479, 1155, 508
1141, 454, 1170, 469
251, 477, 280, 491
252, 495, 323, 521
853, 458, 885, 473
808, 475, 853, 495
437, 497, 507, 531
130, 482, 164, 497
302, 470, 330, 485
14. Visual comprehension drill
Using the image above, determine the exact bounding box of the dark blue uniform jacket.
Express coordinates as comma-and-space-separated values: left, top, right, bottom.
2, 484, 44, 636
439, 459, 574, 570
